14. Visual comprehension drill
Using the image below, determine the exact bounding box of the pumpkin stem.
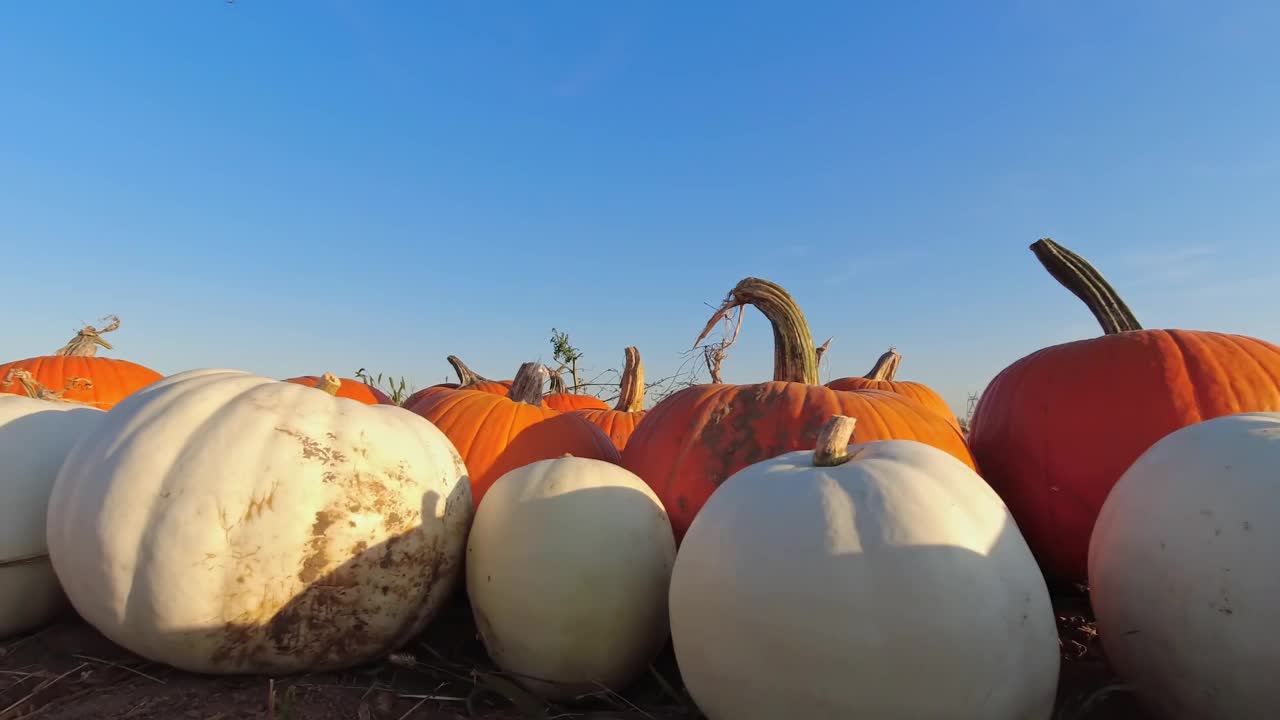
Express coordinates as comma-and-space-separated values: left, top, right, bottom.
814, 337, 833, 368
547, 372, 567, 394
1, 368, 93, 402
446, 355, 493, 386
1030, 239, 1143, 335
506, 362, 548, 406
53, 314, 121, 357
614, 346, 646, 412
864, 347, 902, 381
695, 277, 818, 385
316, 372, 342, 396
813, 415, 858, 467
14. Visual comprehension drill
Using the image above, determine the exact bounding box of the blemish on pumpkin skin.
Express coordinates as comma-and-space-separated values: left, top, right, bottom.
209, 519, 460, 672
242, 480, 280, 521
699, 386, 786, 488
274, 426, 348, 465
299, 510, 341, 583
217, 506, 234, 535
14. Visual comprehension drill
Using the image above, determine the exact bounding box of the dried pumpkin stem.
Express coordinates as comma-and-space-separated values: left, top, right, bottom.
615, 346, 645, 412
446, 355, 493, 386
1, 369, 92, 402
1030, 239, 1142, 335
814, 337, 833, 367
53, 314, 121, 357
506, 362, 547, 406
864, 347, 902, 381
695, 277, 819, 385
2, 369, 44, 398
316, 372, 342, 396
813, 415, 858, 467
547, 372, 567, 394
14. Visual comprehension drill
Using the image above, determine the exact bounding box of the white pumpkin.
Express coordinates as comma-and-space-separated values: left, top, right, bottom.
46, 369, 473, 674
466, 456, 676, 699
0, 395, 105, 639
669, 416, 1060, 720
1089, 411, 1280, 719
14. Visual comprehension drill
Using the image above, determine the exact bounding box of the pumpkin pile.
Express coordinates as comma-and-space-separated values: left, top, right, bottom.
4, 241, 1280, 719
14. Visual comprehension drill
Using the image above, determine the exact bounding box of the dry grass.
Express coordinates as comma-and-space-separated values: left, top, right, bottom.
1, 590, 1142, 720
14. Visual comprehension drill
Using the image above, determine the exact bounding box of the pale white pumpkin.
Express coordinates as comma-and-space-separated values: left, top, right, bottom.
46, 369, 473, 674
466, 456, 676, 699
0, 395, 105, 639
1089, 411, 1280, 719
669, 416, 1060, 720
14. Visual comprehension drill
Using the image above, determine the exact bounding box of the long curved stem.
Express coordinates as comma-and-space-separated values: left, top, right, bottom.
615, 346, 645, 412
447, 355, 493, 386
1030, 239, 1142, 335
695, 277, 819, 384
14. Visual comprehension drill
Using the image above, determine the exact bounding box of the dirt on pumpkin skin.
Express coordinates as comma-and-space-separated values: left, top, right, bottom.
0, 591, 1143, 720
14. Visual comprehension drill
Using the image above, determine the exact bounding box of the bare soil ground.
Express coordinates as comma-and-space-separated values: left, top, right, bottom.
1, 589, 1144, 720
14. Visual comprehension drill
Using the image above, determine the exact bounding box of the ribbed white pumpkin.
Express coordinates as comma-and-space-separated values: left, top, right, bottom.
46, 369, 473, 674
669, 416, 1060, 720
466, 456, 676, 699
1089, 412, 1280, 720
0, 395, 105, 639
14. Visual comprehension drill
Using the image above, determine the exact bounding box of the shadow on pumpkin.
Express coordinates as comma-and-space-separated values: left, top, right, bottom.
671, 510, 1095, 719
100, 476, 474, 676
0, 402, 105, 639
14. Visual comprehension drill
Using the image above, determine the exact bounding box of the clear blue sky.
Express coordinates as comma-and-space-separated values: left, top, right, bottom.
4, 2, 1279, 414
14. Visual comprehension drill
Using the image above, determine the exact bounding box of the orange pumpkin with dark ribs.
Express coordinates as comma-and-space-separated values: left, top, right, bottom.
402, 355, 513, 409
284, 374, 393, 404
543, 371, 610, 412
827, 347, 961, 431
408, 362, 620, 508
620, 278, 974, 541
969, 238, 1280, 584
0, 315, 161, 410
572, 346, 648, 451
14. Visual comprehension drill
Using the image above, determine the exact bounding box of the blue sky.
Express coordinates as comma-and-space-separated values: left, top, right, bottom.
3, 2, 1279, 414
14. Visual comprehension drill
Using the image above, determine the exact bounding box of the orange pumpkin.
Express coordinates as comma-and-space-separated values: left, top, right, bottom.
284, 374, 392, 404
620, 277, 975, 541
827, 347, 961, 431
408, 362, 620, 508
969, 238, 1280, 584
402, 355, 512, 409
572, 346, 648, 451
543, 371, 610, 412
0, 315, 162, 410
